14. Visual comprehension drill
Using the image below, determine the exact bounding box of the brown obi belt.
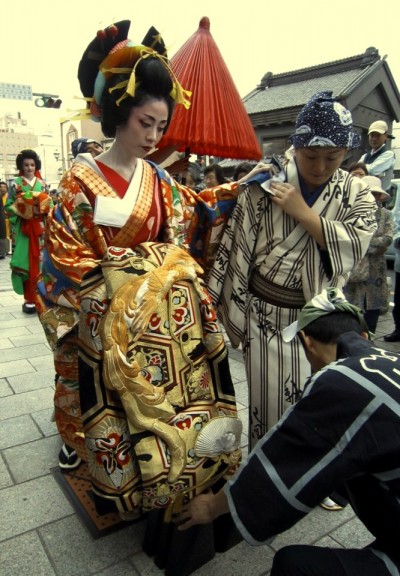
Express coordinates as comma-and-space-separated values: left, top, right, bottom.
249, 270, 306, 309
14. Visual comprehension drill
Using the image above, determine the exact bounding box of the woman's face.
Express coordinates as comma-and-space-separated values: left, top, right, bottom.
350, 168, 367, 178
22, 159, 36, 179
204, 170, 218, 188
185, 171, 195, 187
294, 147, 347, 191
117, 98, 169, 157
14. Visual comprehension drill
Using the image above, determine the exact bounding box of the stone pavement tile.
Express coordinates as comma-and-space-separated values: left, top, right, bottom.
138, 539, 273, 576
8, 370, 55, 394
31, 407, 58, 437
229, 359, 247, 383
93, 560, 138, 576
40, 515, 144, 576
9, 333, 48, 347
228, 347, 244, 364
0, 359, 36, 378
313, 535, 344, 547
0, 312, 17, 322
0, 378, 13, 397
27, 323, 49, 334
329, 516, 374, 548
2, 317, 41, 329
0, 387, 54, 420
0, 343, 50, 362
0, 338, 14, 350
270, 505, 355, 551
0, 302, 24, 312
0, 531, 56, 576
0, 475, 74, 542
0, 455, 13, 488
233, 380, 249, 406
1, 326, 31, 338
4, 435, 62, 483
0, 414, 42, 449
28, 355, 54, 371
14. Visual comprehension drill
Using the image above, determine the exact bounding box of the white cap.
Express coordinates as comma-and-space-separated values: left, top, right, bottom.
368, 120, 394, 138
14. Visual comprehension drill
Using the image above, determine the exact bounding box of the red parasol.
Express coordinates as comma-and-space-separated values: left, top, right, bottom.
158, 17, 262, 160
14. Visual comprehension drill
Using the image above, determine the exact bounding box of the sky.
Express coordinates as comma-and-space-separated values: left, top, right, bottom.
2, 0, 400, 130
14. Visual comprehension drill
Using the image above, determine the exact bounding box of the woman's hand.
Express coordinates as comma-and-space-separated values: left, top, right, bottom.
237, 162, 279, 185
269, 181, 309, 218
269, 181, 326, 248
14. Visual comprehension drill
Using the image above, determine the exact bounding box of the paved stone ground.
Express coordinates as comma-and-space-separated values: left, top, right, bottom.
0, 254, 398, 576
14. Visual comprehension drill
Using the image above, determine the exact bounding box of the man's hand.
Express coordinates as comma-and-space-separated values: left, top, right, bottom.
176, 489, 230, 530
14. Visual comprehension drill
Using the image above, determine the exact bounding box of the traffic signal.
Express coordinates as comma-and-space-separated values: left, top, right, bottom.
33, 94, 62, 108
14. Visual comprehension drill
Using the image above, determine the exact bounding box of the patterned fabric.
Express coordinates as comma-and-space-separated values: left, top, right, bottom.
36, 154, 240, 500
344, 206, 393, 313
79, 243, 241, 515
208, 158, 377, 448
226, 332, 400, 572
289, 91, 360, 149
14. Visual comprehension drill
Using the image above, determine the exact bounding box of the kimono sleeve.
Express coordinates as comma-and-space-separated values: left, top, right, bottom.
225, 369, 366, 545
320, 178, 377, 277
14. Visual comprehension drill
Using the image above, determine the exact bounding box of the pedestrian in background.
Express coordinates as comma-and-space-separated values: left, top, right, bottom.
6, 150, 52, 314
204, 163, 228, 187
347, 161, 368, 178
344, 175, 393, 333
384, 182, 400, 342
359, 120, 395, 193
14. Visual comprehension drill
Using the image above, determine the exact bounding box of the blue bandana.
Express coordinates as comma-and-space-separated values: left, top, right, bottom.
290, 91, 360, 149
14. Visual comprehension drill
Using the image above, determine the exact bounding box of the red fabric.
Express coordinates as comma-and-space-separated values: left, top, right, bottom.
96, 161, 129, 198
21, 218, 42, 302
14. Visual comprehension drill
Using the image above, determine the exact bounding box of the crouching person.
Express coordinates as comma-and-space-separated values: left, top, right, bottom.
177, 288, 400, 576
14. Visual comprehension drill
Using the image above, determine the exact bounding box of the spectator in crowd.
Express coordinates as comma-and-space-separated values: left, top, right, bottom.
5, 149, 52, 314
233, 162, 254, 181
178, 288, 400, 576
204, 163, 228, 187
71, 137, 103, 158
384, 182, 400, 342
0, 182, 7, 258
347, 161, 368, 178
184, 162, 205, 192
359, 120, 395, 192
344, 175, 393, 333
0, 181, 10, 258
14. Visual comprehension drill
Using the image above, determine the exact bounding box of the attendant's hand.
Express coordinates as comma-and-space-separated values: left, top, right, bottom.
269, 181, 309, 219
176, 489, 229, 530
237, 162, 279, 185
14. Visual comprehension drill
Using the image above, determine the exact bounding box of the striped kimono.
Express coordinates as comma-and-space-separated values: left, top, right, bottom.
208, 158, 377, 449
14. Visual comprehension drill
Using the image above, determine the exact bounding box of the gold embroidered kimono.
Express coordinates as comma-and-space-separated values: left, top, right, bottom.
36, 154, 241, 515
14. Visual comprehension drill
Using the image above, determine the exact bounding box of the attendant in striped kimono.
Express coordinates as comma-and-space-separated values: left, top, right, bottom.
208, 91, 377, 449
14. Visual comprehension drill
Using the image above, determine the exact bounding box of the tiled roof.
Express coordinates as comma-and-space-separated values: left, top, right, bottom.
244, 69, 366, 114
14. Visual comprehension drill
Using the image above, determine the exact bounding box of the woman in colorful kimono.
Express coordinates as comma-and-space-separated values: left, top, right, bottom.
208, 91, 378, 450
6, 149, 52, 313
36, 22, 250, 571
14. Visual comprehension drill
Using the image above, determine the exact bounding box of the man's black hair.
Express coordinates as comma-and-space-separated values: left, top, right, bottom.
302, 312, 365, 343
